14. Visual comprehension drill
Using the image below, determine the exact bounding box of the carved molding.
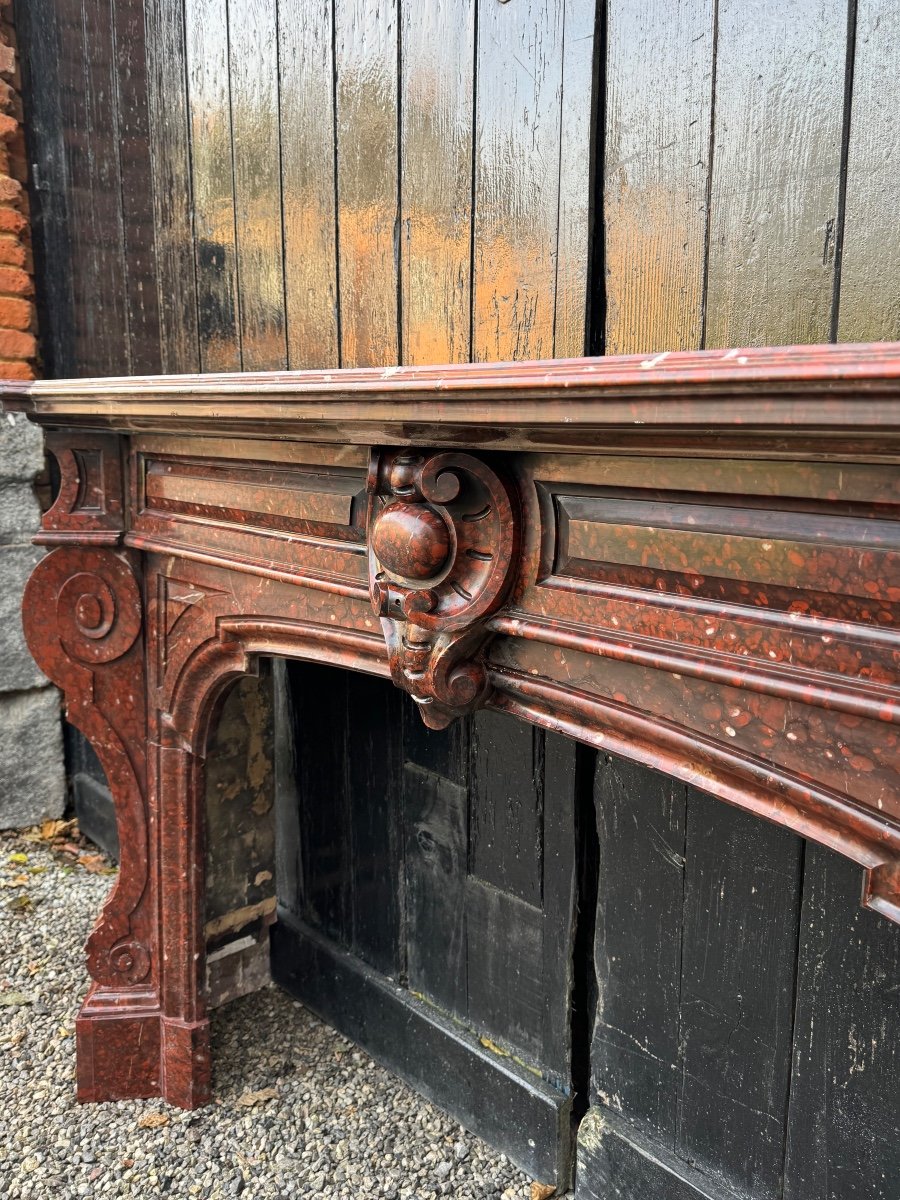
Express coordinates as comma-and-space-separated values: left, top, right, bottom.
36, 431, 126, 545
367, 449, 519, 728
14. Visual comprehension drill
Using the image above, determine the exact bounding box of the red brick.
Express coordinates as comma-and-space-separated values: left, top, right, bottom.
0, 174, 20, 202
0, 327, 35, 357
0, 357, 34, 380
0, 294, 32, 329
0, 234, 25, 266
0, 204, 25, 234
0, 266, 32, 295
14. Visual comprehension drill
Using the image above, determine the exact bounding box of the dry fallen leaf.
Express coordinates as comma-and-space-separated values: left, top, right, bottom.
7, 853, 27, 865
137, 1112, 169, 1129
38, 818, 75, 841
78, 853, 116, 875
531, 1184, 556, 1200
236, 1087, 279, 1108
7, 895, 33, 913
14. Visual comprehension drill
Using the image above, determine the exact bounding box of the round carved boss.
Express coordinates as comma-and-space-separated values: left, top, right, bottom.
371, 500, 453, 582
24, 546, 141, 669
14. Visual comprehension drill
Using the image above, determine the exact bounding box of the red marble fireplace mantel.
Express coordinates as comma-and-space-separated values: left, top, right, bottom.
2, 340, 899, 1108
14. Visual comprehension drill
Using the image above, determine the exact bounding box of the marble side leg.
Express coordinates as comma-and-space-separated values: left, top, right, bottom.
22, 545, 211, 1108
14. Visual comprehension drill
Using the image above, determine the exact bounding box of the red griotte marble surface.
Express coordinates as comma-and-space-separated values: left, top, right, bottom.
4, 341, 898, 1107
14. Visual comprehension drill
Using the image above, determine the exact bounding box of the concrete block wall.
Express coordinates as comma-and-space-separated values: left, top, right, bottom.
0, 0, 65, 828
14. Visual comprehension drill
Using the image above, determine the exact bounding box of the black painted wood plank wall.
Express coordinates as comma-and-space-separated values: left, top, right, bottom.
15, 0, 900, 1195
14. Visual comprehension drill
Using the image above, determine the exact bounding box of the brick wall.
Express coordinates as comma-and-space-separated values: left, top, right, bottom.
0, 0, 65, 828
0, 0, 35, 381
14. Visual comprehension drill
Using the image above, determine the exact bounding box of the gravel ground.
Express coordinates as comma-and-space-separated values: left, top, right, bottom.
0, 827, 570, 1200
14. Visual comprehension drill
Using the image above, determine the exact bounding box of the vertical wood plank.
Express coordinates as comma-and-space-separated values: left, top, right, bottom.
288, 661, 351, 944
80, 0, 131, 373
676, 792, 803, 1197
110, 0, 162, 373
472, 0, 564, 362
63, 0, 129, 375
403, 761, 468, 1019
470, 710, 542, 907
836, 0, 900, 342
402, 692, 470, 787
278, 0, 340, 369
399, 0, 474, 366
553, 0, 597, 358
603, 0, 714, 356
334, 0, 399, 368
784, 847, 900, 1200
465, 879, 545, 1061
144, 0, 200, 373
539, 732, 579, 1088
704, 0, 848, 348
345, 674, 404, 978
16, 0, 75, 376
228, 0, 287, 370
591, 757, 686, 1140
185, 0, 240, 371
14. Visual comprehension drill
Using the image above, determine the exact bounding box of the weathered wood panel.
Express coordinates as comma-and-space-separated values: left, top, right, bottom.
399, 0, 474, 366
472, 0, 564, 361
278, 0, 339, 369
110, 0, 161, 373
228, 0, 286, 370
783, 847, 900, 1200
185, 0, 240, 372
837, 0, 900, 342
287, 661, 351, 943
145, 0, 200, 373
470, 711, 542, 907
603, 0, 713, 355
344, 673, 404, 977
704, 0, 847, 347
334, 0, 399, 368
554, 0, 596, 358
73, 0, 131, 375
17, 0, 75, 376
676, 793, 802, 1197
592, 757, 686, 1138
403, 760, 469, 1017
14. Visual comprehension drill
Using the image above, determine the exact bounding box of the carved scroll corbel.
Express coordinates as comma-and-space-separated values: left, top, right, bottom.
367, 449, 519, 728
22, 545, 151, 988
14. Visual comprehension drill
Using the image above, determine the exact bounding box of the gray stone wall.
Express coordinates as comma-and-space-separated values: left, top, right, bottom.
0, 412, 65, 827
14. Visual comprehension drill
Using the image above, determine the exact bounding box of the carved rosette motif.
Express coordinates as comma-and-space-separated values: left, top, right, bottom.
22, 546, 151, 987
367, 450, 518, 728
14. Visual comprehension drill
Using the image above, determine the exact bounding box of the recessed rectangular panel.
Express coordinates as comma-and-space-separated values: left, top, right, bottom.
140, 456, 366, 538
146, 466, 356, 526
555, 494, 900, 610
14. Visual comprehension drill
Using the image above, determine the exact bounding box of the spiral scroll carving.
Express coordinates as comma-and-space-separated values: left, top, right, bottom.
367, 450, 518, 728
